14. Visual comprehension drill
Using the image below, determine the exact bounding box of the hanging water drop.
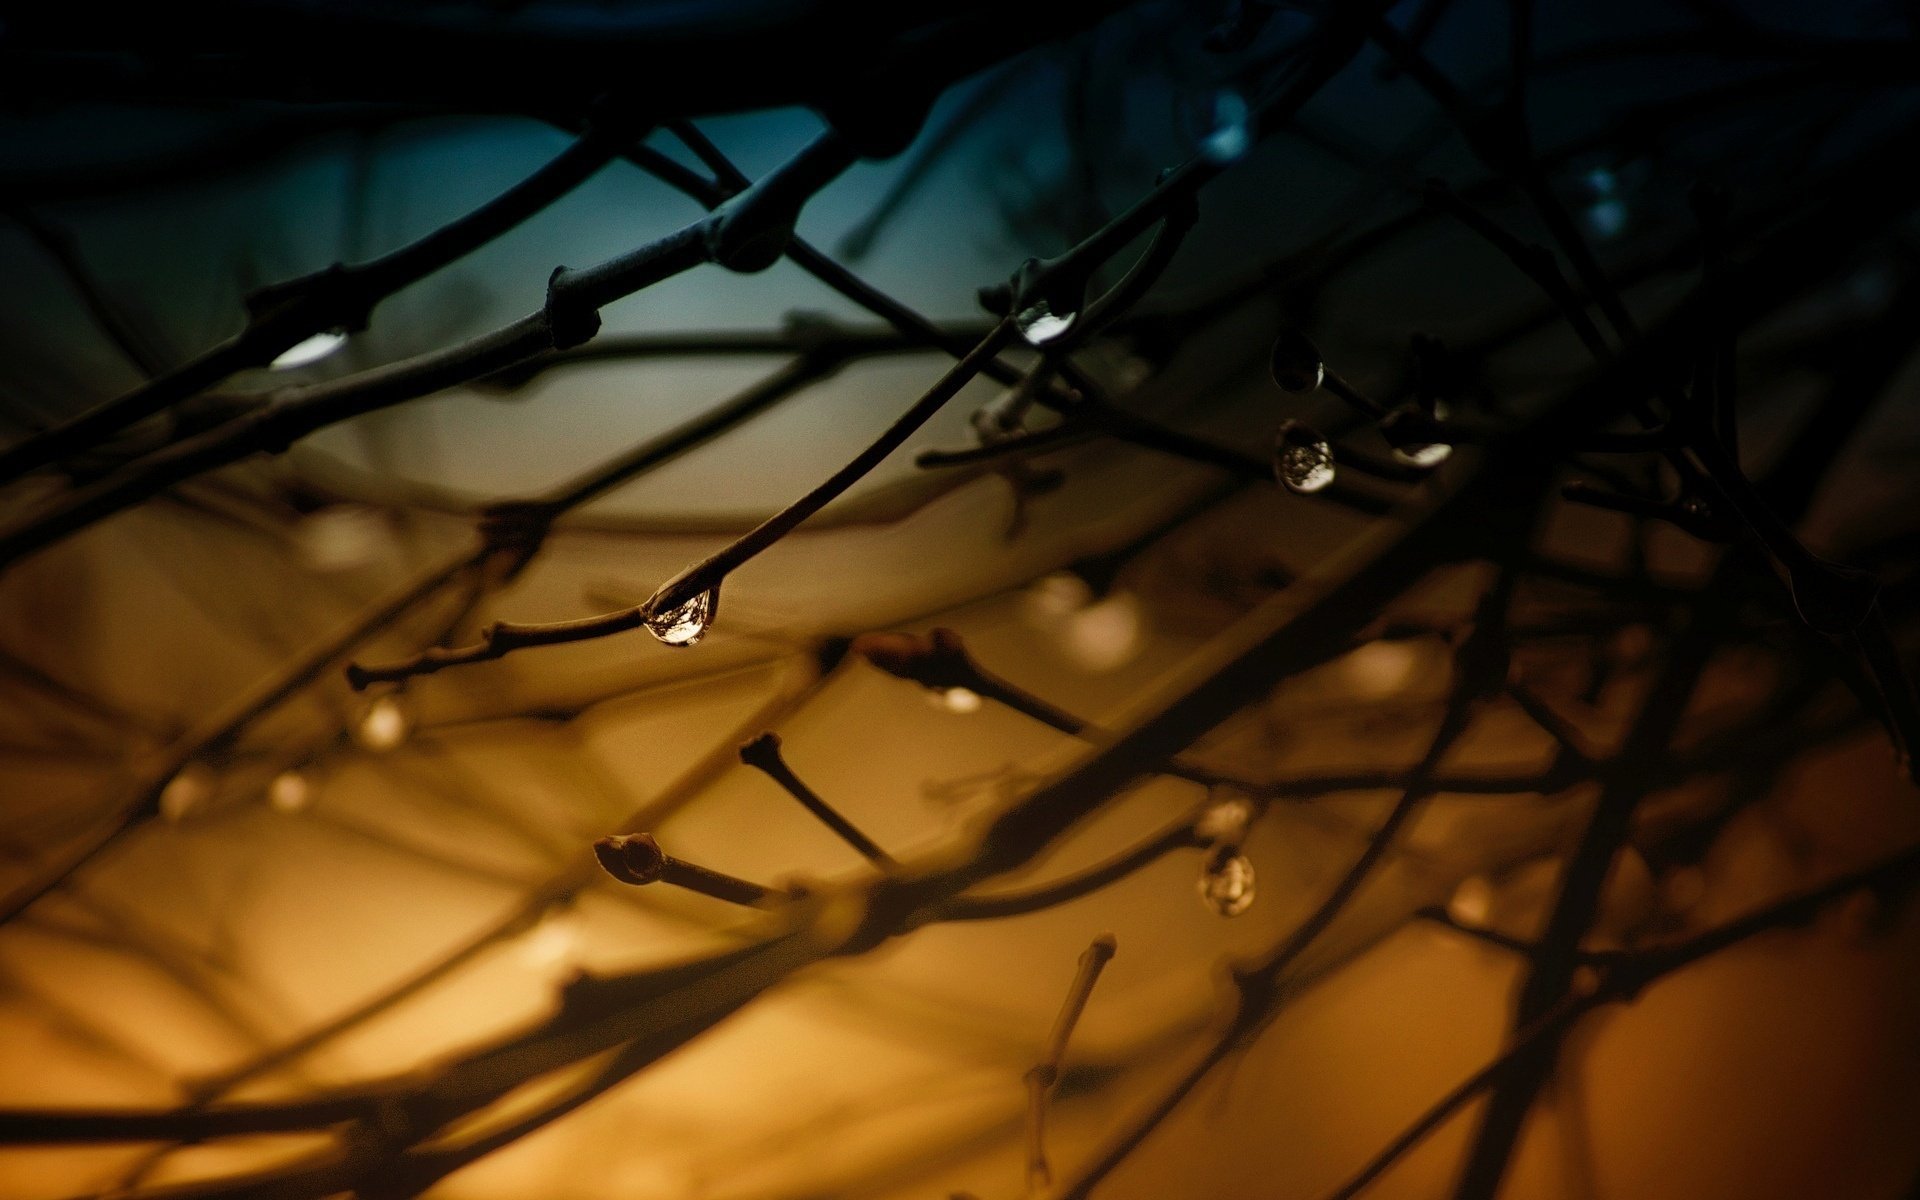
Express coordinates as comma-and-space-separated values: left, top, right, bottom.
1392, 440, 1453, 468
1199, 851, 1256, 917
1582, 167, 1628, 240
1194, 794, 1254, 844
1015, 299, 1077, 346
931, 686, 982, 714
1022, 571, 1094, 628
1201, 90, 1252, 164
354, 694, 412, 753
159, 762, 214, 823
1273, 419, 1335, 494
1269, 331, 1325, 393
268, 769, 312, 814
645, 588, 715, 647
1388, 399, 1454, 469
270, 329, 348, 370
1447, 875, 1495, 927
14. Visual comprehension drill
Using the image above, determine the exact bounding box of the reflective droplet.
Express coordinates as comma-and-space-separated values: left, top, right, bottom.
645, 589, 715, 647
970, 389, 1027, 442
268, 769, 312, 814
1022, 571, 1094, 628
1582, 168, 1628, 240
1273, 420, 1335, 494
1448, 875, 1495, 927
1392, 440, 1453, 469
270, 329, 348, 370
1060, 592, 1142, 672
1199, 852, 1256, 917
1015, 300, 1077, 346
296, 505, 392, 573
1195, 794, 1255, 843
933, 686, 982, 714
1341, 639, 1419, 698
159, 763, 214, 823
1269, 331, 1325, 393
1202, 90, 1252, 164
354, 694, 412, 753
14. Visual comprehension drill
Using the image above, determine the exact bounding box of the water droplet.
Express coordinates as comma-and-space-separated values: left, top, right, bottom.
1585, 198, 1628, 240
1201, 90, 1252, 164
1060, 592, 1143, 672
1448, 875, 1495, 927
270, 329, 348, 370
1199, 851, 1256, 917
1341, 640, 1419, 698
1022, 571, 1094, 627
1269, 331, 1325, 393
268, 769, 312, 814
933, 686, 982, 714
1273, 420, 1335, 494
159, 763, 214, 823
297, 505, 392, 573
1582, 168, 1628, 240
354, 694, 412, 753
1391, 440, 1453, 469
645, 589, 715, 647
1015, 300, 1077, 346
1195, 794, 1255, 843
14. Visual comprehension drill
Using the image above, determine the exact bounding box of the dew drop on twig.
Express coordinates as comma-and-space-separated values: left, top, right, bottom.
931, 686, 982, 714
268, 769, 312, 814
270, 329, 348, 370
1392, 440, 1454, 468
1269, 331, 1325, 394
1015, 299, 1077, 346
354, 694, 412, 753
645, 589, 716, 647
1202, 90, 1252, 164
1273, 419, 1335, 494
1199, 852, 1256, 917
159, 763, 214, 823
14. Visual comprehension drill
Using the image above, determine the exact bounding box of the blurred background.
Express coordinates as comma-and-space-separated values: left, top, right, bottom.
4, 1, 1920, 1197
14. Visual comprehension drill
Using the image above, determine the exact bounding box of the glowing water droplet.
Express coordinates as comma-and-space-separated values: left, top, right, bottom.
1269, 331, 1325, 393
1582, 167, 1628, 240
1448, 875, 1495, 927
1022, 571, 1094, 627
159, 763, 214, 823
932, 686, 982, 714
1202, 90, 1252, 164
268, 769, 312, 814
1273, 420, 1335, 494
645, 589, 715, 647
1195, 794, 1255, 843
354, 694, 412, 753
1199, 852, 1256, 917
1341, 639, 1419, 698
270, 329, 348, 370
1060, 592, 1142, 672
1015, 300, 1077, 346
1392, 440, 1453, 468
297, 505, 392, 573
